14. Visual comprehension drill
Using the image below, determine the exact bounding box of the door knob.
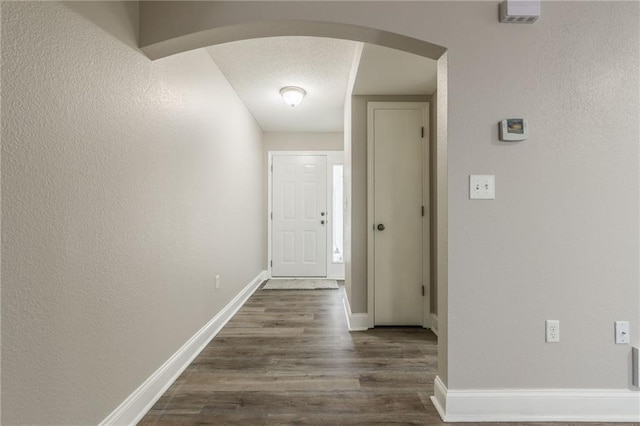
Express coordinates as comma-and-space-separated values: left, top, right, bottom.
377, 223, 385, 231
321, 212, 325, 216
321, 220, 325, 225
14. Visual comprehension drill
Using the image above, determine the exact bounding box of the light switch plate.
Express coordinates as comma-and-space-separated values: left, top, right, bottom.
470, 175, 496, 199
615, 321, 630, 344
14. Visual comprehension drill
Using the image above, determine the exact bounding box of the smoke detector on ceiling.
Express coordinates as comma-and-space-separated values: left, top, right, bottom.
499, 0, 540, 24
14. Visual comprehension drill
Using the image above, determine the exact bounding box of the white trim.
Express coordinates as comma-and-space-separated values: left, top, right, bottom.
431, 375, 448, 419
430, 375, 640, 423
100, 270, 268, 426
341, 286, 370, 331
367, 102, 430, 328
267, 151, 344, 279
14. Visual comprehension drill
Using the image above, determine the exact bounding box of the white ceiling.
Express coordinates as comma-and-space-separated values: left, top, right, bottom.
206, 37, 357, 132
206, 37, 437, 132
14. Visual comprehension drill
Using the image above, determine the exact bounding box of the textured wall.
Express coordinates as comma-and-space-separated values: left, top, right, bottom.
139, 1, 640, 392
1, 2, 264, 424
343, 96, 353, 305
263, 132, 344, 153
429, 89, 438, 315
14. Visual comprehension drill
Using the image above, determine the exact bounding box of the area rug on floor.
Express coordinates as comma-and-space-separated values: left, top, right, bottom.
263, 279, 339, 290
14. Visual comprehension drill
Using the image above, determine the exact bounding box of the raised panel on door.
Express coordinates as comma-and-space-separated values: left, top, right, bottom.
272, 155, 327, 277
373, 107, 424, 325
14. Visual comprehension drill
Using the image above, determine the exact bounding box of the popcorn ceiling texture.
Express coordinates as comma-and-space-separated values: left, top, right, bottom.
207, 37, 357, 132
2, 2, 264, 424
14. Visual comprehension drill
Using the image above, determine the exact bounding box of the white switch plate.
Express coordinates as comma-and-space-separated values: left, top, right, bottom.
470, 175, 496, 199
615, 321, 630, 344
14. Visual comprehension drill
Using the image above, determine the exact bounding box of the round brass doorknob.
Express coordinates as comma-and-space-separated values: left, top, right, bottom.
377, 224, 385, 231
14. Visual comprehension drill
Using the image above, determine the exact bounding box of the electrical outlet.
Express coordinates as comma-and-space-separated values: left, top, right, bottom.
469, 175, 496, 200
546, 320, 560, 343
215, 275, 220, 290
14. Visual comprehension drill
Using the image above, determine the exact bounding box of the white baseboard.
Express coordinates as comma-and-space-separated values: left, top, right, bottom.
431, 375, 448, 419
341, 288, 370, 331
430, 375, 640, 423
100, 270, 268, 426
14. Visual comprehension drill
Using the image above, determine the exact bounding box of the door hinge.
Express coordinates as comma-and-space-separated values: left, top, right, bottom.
421, 127, 424, 138
270, 212, 273, 220
270, 260, 273, 267
421, 206, 425, 217
271, 164, 273, 172
422, 285, 425, 296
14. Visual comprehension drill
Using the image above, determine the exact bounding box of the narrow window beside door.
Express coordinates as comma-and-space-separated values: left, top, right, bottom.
332, 165, 344, 263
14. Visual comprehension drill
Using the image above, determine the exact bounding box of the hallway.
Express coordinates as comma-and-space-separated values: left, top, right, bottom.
139, 285, 440, 424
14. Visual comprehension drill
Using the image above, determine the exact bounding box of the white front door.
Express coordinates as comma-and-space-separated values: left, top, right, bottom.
272, 155, 327, 277
369, 103, 428, 326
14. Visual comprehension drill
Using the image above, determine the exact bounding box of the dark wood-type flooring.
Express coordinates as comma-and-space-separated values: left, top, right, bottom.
139, 284, 630, 425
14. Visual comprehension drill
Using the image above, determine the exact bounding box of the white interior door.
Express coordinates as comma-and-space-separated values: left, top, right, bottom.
272, 155, 327, 277
370, 104, 426, 325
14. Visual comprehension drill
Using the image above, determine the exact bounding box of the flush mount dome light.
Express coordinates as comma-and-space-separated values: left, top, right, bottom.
280, 86, 306, 107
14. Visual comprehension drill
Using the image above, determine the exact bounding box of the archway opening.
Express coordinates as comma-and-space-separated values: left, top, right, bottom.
140, 14, 449, 399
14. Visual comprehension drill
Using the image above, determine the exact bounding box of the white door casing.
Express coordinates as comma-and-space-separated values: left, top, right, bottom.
272, 155, 327, 277
368, 102, 429, 326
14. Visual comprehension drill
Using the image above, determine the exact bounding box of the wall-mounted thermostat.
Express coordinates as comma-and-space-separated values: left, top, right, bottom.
499, 119, 528, 141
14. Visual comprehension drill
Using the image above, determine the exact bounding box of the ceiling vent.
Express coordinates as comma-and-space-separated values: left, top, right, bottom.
499, 0, 540, 24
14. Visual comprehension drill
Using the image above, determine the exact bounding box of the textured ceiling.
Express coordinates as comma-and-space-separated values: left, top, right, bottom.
206, 37, 437, 132
207, 37, 357, 132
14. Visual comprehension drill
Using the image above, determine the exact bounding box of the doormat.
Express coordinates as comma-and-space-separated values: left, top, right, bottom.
263, 279, 339, 290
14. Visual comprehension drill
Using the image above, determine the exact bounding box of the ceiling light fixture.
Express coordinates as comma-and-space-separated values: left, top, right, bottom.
280, 86, 306, 107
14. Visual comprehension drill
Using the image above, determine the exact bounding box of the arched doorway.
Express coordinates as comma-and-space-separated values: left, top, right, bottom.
138, 4, 449, 409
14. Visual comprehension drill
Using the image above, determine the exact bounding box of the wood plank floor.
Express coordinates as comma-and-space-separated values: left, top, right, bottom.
138, 284, 440, 425
138, 284, 628, 425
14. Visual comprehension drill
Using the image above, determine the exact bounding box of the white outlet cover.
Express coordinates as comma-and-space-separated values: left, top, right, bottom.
546, 320, 560, 343
615, 321, 630, 344
470, 175, 496, 200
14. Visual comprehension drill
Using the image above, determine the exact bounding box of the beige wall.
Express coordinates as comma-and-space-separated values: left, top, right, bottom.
349, 95, 433, 314
264, 132, 344, 153
139, 0, 640, 393
435, 54, 449, 386
343, 96, 353, 304
2, 2, 639, 423
1, 2, 265, 424
430, 90, 438, 315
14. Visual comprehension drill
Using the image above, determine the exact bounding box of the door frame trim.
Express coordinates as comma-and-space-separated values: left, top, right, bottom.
267, 151, 345, 279
367, 102, 430, 328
